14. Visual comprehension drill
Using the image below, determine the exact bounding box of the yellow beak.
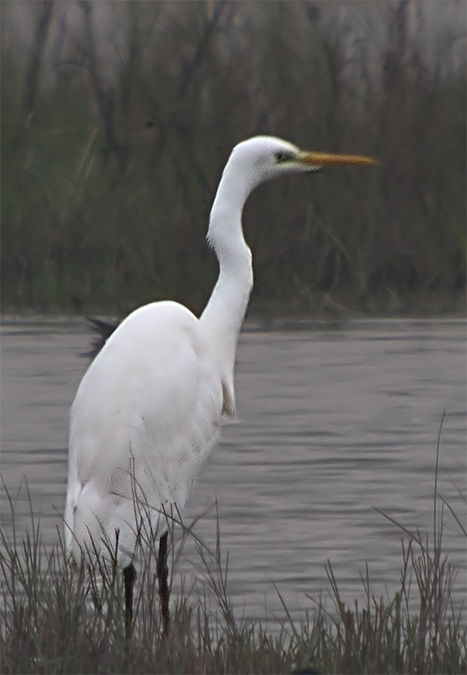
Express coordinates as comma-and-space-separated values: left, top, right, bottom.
298, 150, 377, 168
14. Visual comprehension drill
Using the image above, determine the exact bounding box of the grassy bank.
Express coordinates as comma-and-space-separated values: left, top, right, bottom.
1, 475, 466, 673
1, 1, 465, 314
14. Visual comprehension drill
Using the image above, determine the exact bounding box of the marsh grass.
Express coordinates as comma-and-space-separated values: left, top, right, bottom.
1, 416, 466, 674
1, 461, 466, 675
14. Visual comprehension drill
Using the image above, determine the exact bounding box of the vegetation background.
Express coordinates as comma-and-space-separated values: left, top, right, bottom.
1, 0, 466, 315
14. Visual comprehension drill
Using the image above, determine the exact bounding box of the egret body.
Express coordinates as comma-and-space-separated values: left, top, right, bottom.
64, 136, 374, 637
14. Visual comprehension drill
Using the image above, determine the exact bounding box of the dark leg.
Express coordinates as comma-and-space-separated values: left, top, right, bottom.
123, 563, 137, 641
157, 532, 170, 637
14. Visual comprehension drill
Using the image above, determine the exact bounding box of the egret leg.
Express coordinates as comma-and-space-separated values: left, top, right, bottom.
157, 532, 170, 636
123, 563, 137, 640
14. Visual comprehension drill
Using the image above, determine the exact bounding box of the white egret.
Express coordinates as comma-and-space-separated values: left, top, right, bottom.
64, 136, 375, 638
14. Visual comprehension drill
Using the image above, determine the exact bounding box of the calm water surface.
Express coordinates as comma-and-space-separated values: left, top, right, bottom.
1, 317, 466, 625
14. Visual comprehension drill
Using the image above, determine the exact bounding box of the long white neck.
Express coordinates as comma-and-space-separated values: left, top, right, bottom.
200, 159, 256, 391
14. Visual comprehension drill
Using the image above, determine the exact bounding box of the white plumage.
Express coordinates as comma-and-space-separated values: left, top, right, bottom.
64, 136, 375, 636
66, 301, 225, 563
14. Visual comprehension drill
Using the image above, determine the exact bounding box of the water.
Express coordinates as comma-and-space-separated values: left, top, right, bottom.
1, 317, 466, 625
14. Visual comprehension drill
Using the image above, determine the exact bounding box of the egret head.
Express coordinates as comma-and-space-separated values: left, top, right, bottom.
228, 136, 376, 191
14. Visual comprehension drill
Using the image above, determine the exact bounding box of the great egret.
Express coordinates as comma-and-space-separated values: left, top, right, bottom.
64, 135, 375, 638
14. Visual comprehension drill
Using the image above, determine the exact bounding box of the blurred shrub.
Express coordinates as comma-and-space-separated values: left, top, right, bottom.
1, 0, 465, 313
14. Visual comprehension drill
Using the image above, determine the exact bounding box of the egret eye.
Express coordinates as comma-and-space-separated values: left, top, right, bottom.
275, 151, 294, 164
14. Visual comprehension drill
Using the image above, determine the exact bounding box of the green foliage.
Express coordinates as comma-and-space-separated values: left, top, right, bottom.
1, 1, 465, 313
